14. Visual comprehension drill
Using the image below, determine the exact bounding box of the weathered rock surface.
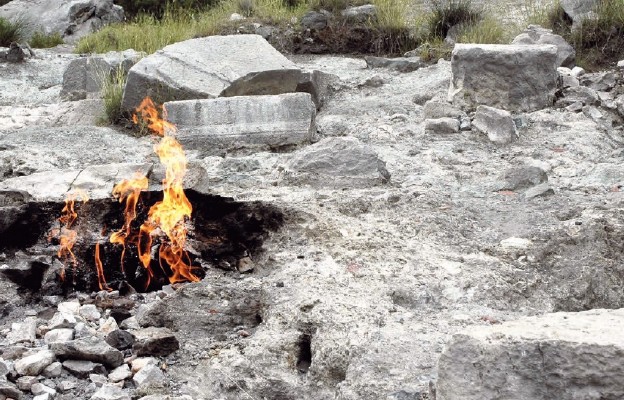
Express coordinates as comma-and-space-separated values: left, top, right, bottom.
472, 105, 518, 144
62, 360, 107, 378
131, 327, 179, 357
448, 44, 559, 112
14, 350, 56, 376
437, 308, 624, 400
560, 0, 599, 27
364, 56, 423, 72
283, 137, 390, 187
341, 4, 377, 23
512, 25, 575, 68
61, 50, 143, 101
164, 93, 316, 154
424, 117, 460, 134
91, 383, 131, 400
121, 35, 302, 112
50, 337, 124, 368
133, 364, 165, 390
0, 0, 124, 43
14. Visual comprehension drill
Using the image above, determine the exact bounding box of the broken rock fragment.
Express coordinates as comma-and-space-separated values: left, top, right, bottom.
283, 137, 391, 187
512, 25, 575, 67
121, 34, 302, 111
472, 105, 518, 145
14, 350, 56, 376
132, 327, 179, 357
449, 44, 559, 112
437, 308, 624, 400
91, 383, 131, 400
50, 336, 123, 368
62, 360, 106, 378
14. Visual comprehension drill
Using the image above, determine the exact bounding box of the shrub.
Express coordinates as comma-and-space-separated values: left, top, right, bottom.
427, 0, 483, 40
29, 31, 64, 48
99, 66, 127, 125
0, 16, 25, 47
114, 0, 221, 19
457, 15, 506, 44
567, 0, 624, 68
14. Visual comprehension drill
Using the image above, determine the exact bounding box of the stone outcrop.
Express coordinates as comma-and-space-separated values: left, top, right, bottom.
121, 35, 302, 112
61, 50, 143, 101
472, 105, 518, 144
448, 44, 559, 112
437, 308, 624, 400
283, 137, 390, 187
0, 0, 124, 43
512, 25, 575, 68
163, 93, 316, 154
560, 0, 599, 27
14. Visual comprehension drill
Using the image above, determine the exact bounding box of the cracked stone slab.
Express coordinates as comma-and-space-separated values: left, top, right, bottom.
437, 308, 624, 400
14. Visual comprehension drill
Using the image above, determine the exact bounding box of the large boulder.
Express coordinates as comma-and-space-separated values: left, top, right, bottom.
163, 93, 316, 154
437, 308, 624, 400
121, 35, 302, 112
512, 25, 575, 68
282, 137, 391, 187
560, 0, 599, 27
61, 50, 143, 101
0, 0, 124, 43
448, 44, 559, 112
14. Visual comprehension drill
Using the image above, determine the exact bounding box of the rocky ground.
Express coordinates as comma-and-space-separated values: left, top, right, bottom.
0, 33, 623, 400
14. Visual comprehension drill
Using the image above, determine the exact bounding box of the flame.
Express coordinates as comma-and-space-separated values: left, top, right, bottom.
112, 96, 200, 286
56, 190, 88, 281
94, 243, 111, 292
110, 174, 149, 272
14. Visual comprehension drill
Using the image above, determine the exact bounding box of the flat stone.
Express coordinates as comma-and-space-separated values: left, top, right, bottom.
131, 358, 157, 374
90, 383, 131, 400
108, 364, 131, 383
163, 93, 316, 154
58, 301, 81, 314
499, 165, 548, 191
524, 182, 555, 199
283, 137, 391, 188
14, 350, 56, 376
132, 327, 179, 357
449, 44, 558, 112
16, 375, 37, 391
79, 305, 101, 321
472, 105, 518, 145
44, 329, 74, 344
63, 360, 106, 378
105, 330, 134, 350
42, 362, 62, 378
437, 308, 624, 400
51, 336, 124, 368
7, 317, 36, 345
49, 312, 78, 330
424, 118, 460, 134
121, 35, 301, 112
133, 364, 165, 390
31, 382, 56, 396
423, 100, 465, 119
341, 4, 377, 23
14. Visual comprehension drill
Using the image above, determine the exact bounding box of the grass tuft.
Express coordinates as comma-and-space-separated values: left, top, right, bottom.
457, 15, 507, 44
99, 66, 127, 125
29, 31, 64, 48
427, 0, 483, 40
0, 16, 26, 47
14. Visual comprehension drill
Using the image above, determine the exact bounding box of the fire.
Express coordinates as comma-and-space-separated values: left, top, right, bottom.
56, 190, 89, 281
110, 174, 149, 272
94, 243, 111, 292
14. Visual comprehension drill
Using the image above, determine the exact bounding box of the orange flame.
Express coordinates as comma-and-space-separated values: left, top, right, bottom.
94, 243, 111, 292
57, 190, 88, 281
110, 174, 149, 272
114, 96, 200, 286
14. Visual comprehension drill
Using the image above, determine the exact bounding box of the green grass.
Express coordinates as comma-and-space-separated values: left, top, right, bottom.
427, 0, 483, 40
457, 15, 507, 44
29, 31, 64, 48
0, 16, 26, 47
99, 66, 127, 125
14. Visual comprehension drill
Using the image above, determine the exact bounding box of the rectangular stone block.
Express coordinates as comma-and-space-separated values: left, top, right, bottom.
437, 308, 624, 400
164, 93, 316, 153
448, 44, 559, 112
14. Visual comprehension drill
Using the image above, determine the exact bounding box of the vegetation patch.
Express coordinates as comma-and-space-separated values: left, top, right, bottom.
0, 16, 25, 47
29, 31, 64, 48
427, 0, 483, 40
99, 66, 127, 125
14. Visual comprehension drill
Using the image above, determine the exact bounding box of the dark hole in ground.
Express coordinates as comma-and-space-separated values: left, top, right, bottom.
0, 189, 284, 294
296, 334, 312, 373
